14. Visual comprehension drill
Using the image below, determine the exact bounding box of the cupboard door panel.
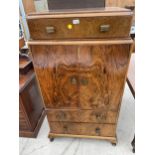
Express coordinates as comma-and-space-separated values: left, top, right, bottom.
31, 44, 130, 111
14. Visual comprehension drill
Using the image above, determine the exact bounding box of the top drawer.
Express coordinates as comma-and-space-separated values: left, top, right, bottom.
27, 10, 133, 40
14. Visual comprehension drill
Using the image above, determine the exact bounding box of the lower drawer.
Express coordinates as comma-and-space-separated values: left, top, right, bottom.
47, 109, 117, 124
49, 122, 116, 137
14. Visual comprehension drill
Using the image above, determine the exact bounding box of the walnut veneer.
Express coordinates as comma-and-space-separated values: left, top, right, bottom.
27, 7, 133, 144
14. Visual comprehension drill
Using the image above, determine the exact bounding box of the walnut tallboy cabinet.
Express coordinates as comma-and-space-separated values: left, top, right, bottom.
27, 7, 133, 144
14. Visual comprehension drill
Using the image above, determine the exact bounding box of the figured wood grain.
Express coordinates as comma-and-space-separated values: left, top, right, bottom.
30, 44, 130, 112
27, 15, 132, 40
28, 9, 132, 142
46, 109, 117, 123
49, 122, 115, 137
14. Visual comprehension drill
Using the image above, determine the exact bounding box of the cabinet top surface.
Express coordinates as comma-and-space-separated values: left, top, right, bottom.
27, 7, 133, 19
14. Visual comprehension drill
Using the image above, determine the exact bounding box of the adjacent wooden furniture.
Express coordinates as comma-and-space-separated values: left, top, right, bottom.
22, 0, 36, 14
19, 37, 25, 49
19, 38, 45, 137
48, 0, 105, 10
19, 54, 33, 74
27, 7, 133, 144
106, 0, 134, 8
127, 53, 135, 153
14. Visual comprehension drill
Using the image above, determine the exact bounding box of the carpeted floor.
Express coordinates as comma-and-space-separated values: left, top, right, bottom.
19, 84, 135, 155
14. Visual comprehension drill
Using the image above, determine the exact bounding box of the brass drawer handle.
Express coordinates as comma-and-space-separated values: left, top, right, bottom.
56, 111, 67, 120
100, 25, 110, 32
63, 125, 68, 132
70, 76, 77, 85
46, 26, 55, 33
91, 112, 105, 121
95, 113, 104, 120
95, 127, 101, 135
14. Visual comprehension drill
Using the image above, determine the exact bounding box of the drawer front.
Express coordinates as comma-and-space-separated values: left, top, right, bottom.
49, 122, 116, 137
47, 109, 117, 124
28, 16, 132, 40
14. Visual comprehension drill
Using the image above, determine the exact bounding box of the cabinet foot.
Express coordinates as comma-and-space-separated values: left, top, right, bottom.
50, 138, 55, 142
131, 136, 135, 153
111, 142, 117, 146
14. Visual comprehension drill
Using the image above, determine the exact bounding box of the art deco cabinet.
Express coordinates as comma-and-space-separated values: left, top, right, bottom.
27, 7, 133, 144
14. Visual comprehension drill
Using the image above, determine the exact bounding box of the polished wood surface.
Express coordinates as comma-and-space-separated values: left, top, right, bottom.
46, 109, 117, 123
49, 122, 115, 137
30, 44, 131, 110
28, 15, 132, 40
30, 42, 131, 142
27, 8, 133, 40
28, 8, 133, 143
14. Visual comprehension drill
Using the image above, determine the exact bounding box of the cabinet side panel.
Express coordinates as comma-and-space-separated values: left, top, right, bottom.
20, 77, 44, 130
